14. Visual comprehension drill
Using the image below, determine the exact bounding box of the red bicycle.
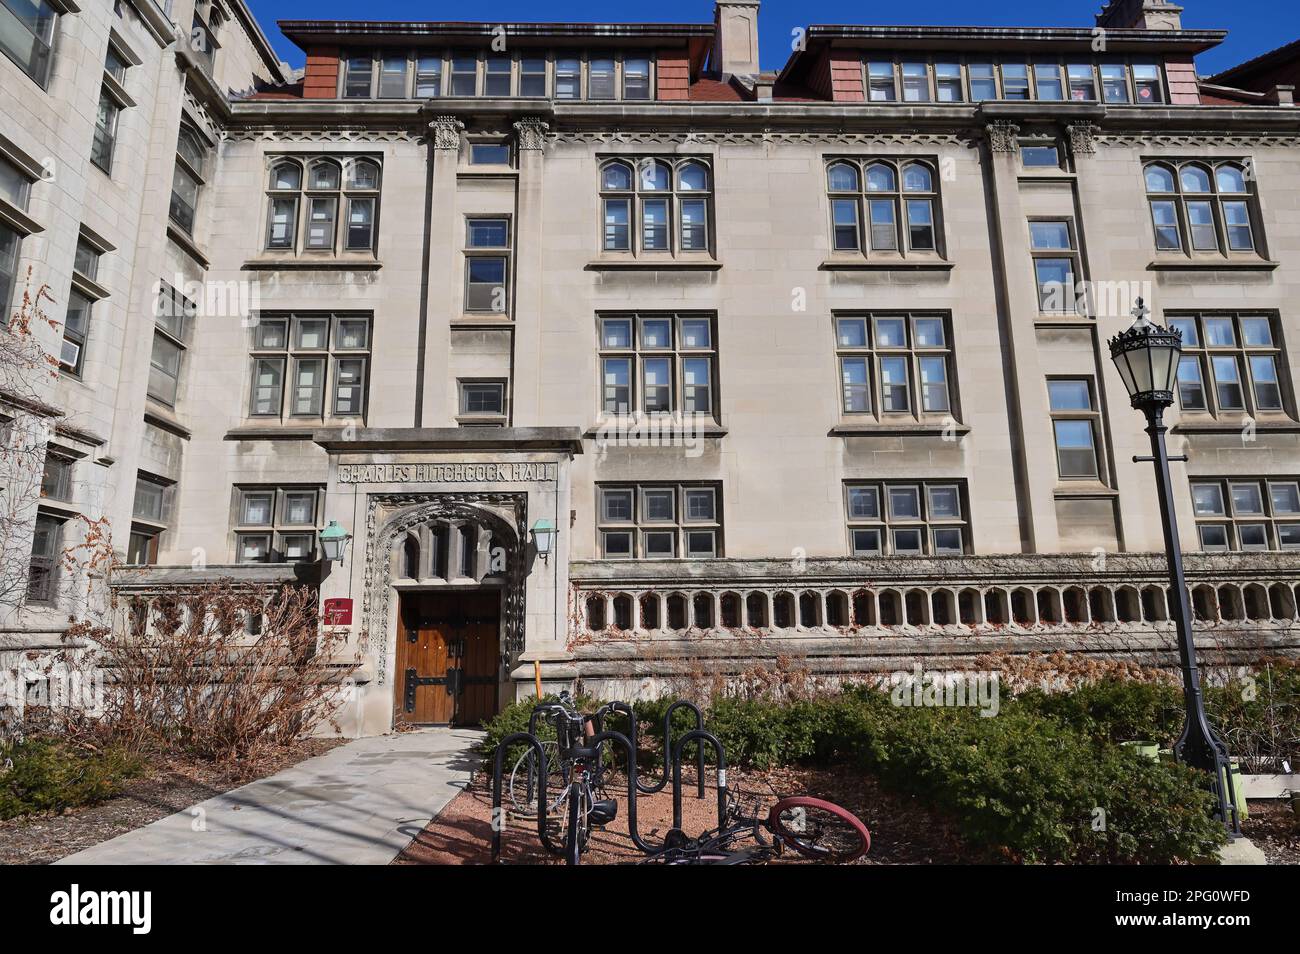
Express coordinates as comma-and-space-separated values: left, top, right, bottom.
641, 786, 871, 865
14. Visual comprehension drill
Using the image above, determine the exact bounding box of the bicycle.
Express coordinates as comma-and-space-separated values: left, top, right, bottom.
640, 783, 871, 865
507, 692, 619, 863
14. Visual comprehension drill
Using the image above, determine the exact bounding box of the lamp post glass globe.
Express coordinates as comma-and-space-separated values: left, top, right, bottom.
320, 521, 351, 563
1107, 298, 1182, 410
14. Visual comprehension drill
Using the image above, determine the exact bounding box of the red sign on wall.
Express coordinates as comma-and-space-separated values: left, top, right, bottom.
323, 598, 353, 626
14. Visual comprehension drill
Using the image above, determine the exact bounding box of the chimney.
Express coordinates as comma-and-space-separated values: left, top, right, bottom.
713, 0, 761, 77
1096, 0, 1184, 30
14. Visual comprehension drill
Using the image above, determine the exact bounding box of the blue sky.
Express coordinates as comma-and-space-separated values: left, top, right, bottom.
248, 0, 1296, 78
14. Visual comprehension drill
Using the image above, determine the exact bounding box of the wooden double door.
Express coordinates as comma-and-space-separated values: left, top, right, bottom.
395, 591, 500, 726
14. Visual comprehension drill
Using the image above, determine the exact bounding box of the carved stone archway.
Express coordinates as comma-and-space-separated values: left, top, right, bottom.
361, 493, 528, 684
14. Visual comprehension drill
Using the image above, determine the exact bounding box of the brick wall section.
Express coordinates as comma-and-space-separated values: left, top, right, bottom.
829, 50, 864, 102
657, 51, 690, 100
303, 46, 340, 99
1165, 58, 1201, 105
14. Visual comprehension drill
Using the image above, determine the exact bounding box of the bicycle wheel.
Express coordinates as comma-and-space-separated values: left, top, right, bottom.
564, 782, 585, 865
767, 796, 871, 863
507, 741, 561, 817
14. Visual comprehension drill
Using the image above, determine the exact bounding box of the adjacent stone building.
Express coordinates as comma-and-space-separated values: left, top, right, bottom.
3, 0, 1299, 735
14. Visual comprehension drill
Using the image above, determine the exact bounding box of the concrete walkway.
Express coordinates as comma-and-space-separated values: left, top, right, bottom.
56, 728, 482, 865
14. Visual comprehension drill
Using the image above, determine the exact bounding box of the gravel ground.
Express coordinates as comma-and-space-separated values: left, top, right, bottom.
0, 741, 343, 865
395, 763, 983, 865
1243, 799, 1300, 865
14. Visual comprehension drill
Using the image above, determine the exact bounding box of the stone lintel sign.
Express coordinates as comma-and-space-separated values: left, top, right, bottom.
337, 462, 559, 485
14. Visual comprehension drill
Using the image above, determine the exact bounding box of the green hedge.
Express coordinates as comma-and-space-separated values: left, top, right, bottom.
481, 684, 1232, 863
0, 736, 144, 820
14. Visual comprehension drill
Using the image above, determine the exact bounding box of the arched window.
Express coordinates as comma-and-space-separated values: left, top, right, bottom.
265, 155, 381, 253
1144, 160, 1256, 255
826, 159, 941, 255
599, 157, 713, 256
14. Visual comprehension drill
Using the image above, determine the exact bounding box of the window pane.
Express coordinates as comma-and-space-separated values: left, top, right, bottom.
483, 56, 511, 96
344, 56, 372, 97
841, 357, 869, 413
682, 357, 711, 414
589, 58, 615, 99
1191, 483, 1225, 516
601, 488, 633, 521
623, 57, 650, 99
928, 485, 960, 519
933, 527, 963, 554
827, 162, 859, 192
1150, 200, 1181, 250
1169, 318, 1199, 346
1021, 144, 1060, 168
305, 197, 337, 248
1030, 221, 1071, 249
467, 218, 509, 247
1054, 420, 1097, 477
643, 357, 671, 412
295, 318, 328, 349
603, 198, 630, 250
1002, 63, 1029, 100
1034, 62, 1063, 100
267, 197, 297, 248
831, 199, 859, 251
851, 528, 882, 555
1270, 482, 1300, 515
680, 318, 711, 349
602, 318, 633, 348
1048, 379, 1091, 411
969, 62, 996, 100
902, 62, 929, 102
335, 357, 366, 414
642, 489, 674, 521
601, 357, 630, 413
837, 318, 867, 348
865, 164, 896, 192
378, 55, 407, 97
1187, 201, 1217, 250
879, 356, 909, 411
1223, 201, 1253, 251
450, 55, 477, 95
147, 333, 181, 404
919, 356, 949, 412
519, 58, 546, 97
913, 318, 944, 347
1230, 482, 1264, 515
892, 528, 923, 555
847, 487, 879, 519
1211, 356, 1244, 410
935, 63, 963, 102
1100, 64, 1129, 103
292, 358, 324, 415
602, 531, 632, 558
251, 358, 283, 414
888, 486, 920, 519
242, 492, 274, 524
906, 199, 934, 250
685, 530, 716, 558
641, 198, 669, 250
640, 319, 671, 349
415, 55, 442, 97
555, 58, 580, 98
874, 318, 906, 348
1204, 318, 1235, 347
685, 488, 715, 521
1250, 355, 1282, 410
643, 530, 675, 558
1240, 317, 1272, 347
469, 143, 511, 165
283, 491, 316, 525
345, 197, 374, 250
1198, 525, 1229, 551
680, 198, 708, 250
1177, 357, 1206, 410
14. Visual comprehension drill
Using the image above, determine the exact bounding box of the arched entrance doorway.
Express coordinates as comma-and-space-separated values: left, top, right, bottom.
360, 493, 527, 727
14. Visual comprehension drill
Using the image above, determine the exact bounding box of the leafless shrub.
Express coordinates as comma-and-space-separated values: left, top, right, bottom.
54, 581, 358, 769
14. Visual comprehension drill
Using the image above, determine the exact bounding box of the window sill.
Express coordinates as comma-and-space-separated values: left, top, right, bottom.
457, 167, 519, 178
0, 200, 42, 236
242, 256, 382, 271
1173, 418, 1300, 435
166, 223, 209, 267
70, 271, 110, 301
452, 316, 513, 327
829, 421, 969, 438
1147, 257, 1279, 272
1053, 483, 1118, 499
225, 426, 321, 441
583, 421, 728, 440
143, 406, 191, 439
585, 256, 721, 272
819, 257, 955, 272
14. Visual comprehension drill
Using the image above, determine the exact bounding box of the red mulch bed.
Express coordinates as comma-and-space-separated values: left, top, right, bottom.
396, 763, 984, 865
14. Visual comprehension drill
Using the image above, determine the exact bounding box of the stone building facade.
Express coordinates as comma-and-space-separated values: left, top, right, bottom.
3, 0, 1300, 736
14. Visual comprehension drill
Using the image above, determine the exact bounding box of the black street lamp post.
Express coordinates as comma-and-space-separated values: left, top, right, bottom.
1107, 298, 1241, 835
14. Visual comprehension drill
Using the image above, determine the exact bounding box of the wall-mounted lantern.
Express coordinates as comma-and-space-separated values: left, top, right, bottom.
319, 520, 353, 565
531, 518, 556, 562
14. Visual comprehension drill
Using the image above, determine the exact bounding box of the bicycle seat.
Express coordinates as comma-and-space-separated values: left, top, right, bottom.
589, 798, 618, 826
568, 744, 601, 761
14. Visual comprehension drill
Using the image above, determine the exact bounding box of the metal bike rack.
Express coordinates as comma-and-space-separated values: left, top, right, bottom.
636, 700, 706, 799
490, 698, 725, 863
671, 729, 728, 833
491, 731, 560, 863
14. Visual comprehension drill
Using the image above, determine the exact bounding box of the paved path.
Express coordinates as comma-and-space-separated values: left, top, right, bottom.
57, 729, 482, 865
